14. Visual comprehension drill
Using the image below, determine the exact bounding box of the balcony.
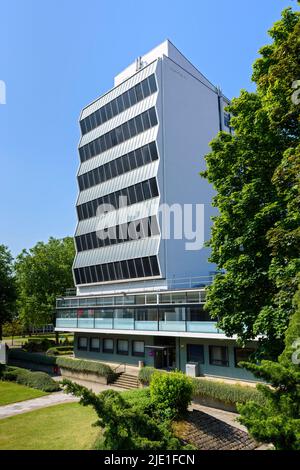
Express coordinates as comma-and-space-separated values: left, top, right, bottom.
56, 307, 222, 335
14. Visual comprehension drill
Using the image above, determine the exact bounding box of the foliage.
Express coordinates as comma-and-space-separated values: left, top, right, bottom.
9, 348, 57, 365
56, 357, 114, 380
2, 319, 23, 338
0, 245, 17, 339
46, 346, 73, 356
201, 7, 300, 357
192, 378, 265, 407
23, 338, 56, 352
2, 366, 60, 392
138, 366, 165, 385
150, 371, 193, 420
62, 379, 189, 450
238, 281, 300, 450
121, 388, 152, 413
15, 237, 75, 329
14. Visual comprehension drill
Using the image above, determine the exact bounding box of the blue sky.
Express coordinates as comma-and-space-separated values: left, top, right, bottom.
0, 0, 297, 256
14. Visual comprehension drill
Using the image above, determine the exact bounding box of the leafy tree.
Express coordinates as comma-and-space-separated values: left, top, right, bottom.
62, 380, 188, 450
0, 245, 16, 340
15, 237, 75, 340
201, 7, 300, 357
237, 280, 300, 450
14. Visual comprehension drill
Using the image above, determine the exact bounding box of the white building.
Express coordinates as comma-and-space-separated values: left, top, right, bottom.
56, 41, 256, 381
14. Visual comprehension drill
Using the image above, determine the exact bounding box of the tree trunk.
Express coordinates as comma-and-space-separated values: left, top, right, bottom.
55, 330, 59, 345
0, 322, 2, 341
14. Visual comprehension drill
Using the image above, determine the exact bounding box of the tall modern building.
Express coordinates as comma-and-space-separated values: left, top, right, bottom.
56, 41, 256, 381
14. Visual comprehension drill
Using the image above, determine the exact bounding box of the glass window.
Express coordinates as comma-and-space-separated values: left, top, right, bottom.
135, 114, 143, 133
149, 178, 158, 197
115, 126, 124, 144
132, 340, 145, 357
78, 336, 88, 350
116, 158, 124, 175
103, 338, 114, 353
128, 118, 137, 137
122, 154, 130, 173
128, 186, 137, 205
149, 142, 158, 160
187, 344, 204, 363
123, 91, 130, 108
141, 78, 150, 97
128, 151, 137, 170
122, 121, 130, 141
134, 258, 144, 278
106, 102, 112, 120
135, 183, 143, 202
127, 259, 137, 278
149, 108, 158, 126
90, 337, 100, 351
110, 129, 117, 147
121, 260, 130, 279
141, 145, 151, 164
135, 83, 143, 101
117, 339, 129, 355
110, 159, 118, 178
142, 180, 151, 199
128, 88, 137, 106
150, 256, 160, 275
209, 346, 229, 367
143, 257, 152, 277
148, 75, 157, 93
111, 99, 118, 116
141, 111, 150, 130
100, 107, 107, 123
234, 348, 255, 367
116, 95, 125, 113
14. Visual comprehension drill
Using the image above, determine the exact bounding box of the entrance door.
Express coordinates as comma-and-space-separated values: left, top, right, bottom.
154, 347, 176, 369
154, 350, 164, 369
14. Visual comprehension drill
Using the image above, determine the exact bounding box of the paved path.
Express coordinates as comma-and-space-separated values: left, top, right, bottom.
0, 392, 78, 420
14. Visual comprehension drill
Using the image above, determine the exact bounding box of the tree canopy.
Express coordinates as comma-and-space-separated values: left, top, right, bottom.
201, 7, 300, 357
0, 245, 16, 339
15, 237, 75, 329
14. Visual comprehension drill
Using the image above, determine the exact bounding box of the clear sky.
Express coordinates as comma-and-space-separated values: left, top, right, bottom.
0, 0, 297, 256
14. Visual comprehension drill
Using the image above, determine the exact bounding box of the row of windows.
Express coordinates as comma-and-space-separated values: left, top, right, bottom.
78, 336, 145, 357
79, 107, 158, 163
187, 345, 255, 368
74, 255, 160, 285
77, 177, 159, 221
75, 216, 160, 252
78, 142, 158, 191
80, 75, 157, 136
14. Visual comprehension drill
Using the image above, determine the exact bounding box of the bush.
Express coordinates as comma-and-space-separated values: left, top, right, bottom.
56, 357, 114, 380
9, 348, 57, 365
46, 346, 73, 356
138, 366, 164, 385
121, 388, 152, 413
150, 371, 193, 420
192, 378, 266, 407
2, 366, 60, 392
23, 338, 55, 352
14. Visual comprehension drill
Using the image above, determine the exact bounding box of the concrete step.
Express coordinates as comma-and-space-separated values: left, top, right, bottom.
111, 373, 139, 389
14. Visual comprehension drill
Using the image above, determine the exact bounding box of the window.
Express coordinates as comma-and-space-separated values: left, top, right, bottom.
187, 344, 204, 364
234, 348, 255, 367
78, 336, 88, 351
132, 341, 145, 357
103, 338, 114, 353
90, 337, 100, 352
209, 346, 229, 367
117, 339, 129, 355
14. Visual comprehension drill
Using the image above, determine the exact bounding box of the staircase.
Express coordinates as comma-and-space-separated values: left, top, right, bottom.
111, 372, 139, 390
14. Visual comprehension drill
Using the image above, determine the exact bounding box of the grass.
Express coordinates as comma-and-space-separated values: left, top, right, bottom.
0, 381, 47, 406
0, 402, 100, 450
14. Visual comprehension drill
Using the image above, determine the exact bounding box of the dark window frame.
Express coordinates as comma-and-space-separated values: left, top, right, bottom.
103, 338, 114, 354
132, 340, 145, 357
89, 337, 101, 352
117, 339, 129, 356
209, 345, 229, 367
77, 336, 88, 351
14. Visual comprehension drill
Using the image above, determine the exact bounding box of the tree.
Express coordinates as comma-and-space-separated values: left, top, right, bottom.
15, 237, 75, 341
201, 7, 300, 357
0, 245, 16, 340
237, 280, 300, 450
62, 380, 187, 450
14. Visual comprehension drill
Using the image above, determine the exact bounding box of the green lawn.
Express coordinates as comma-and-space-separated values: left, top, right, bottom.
0, 402, 99, 450
0, 381, 47, 406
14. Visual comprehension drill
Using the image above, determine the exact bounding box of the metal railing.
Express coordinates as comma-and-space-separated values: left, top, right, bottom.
63, 275, 215, 297
113, 362, 127, 374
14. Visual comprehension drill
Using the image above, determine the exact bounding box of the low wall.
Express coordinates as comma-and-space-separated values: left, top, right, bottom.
59, 367, 108, 385
193, 396, 237, 413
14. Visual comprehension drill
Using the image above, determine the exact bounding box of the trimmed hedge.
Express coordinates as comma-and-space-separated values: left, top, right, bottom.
23, 338, 56, 352
1, 366, 60, 392
9, 348, 57, 365
46, 346, 73, 356
56, 357, 114, 380
192, 378, 266, 407
138, 366, 266, 407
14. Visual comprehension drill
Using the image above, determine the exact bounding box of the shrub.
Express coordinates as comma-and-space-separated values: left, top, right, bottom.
46, 346, 73, 356
138, 366, 164, 385
192, 378, 266, 407
121, 388, 152, 413
150, 371, 193, 420
56, 357, 114, 380
9, 348, 57, 365
23, 338, 55, 352
2, 366, 60, 392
